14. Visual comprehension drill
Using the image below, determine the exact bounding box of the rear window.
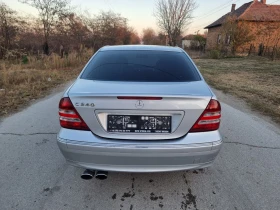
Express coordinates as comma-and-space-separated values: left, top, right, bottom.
81, 50, 201, 82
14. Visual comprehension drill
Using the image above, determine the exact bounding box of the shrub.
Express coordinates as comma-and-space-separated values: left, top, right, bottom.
22, 55, 29, 64
208, 50, 221, 59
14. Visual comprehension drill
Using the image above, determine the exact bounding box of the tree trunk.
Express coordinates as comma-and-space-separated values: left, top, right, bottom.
271, 46, 277, 61
248, 44, 253, 56
60, 44, 64, 58
258, 43, 264, 56
43, 41, 49, 55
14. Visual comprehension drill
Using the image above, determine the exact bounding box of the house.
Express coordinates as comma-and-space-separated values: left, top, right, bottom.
182, 34, 206, 49
205, 0, 280, 53
182, 35, 197, 48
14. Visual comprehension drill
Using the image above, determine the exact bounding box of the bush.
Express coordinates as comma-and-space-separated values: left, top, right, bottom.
208, 50, 221, 59
22, 55, 28, 64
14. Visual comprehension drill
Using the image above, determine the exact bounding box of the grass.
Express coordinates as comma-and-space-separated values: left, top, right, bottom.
0, 50, 93, 117
194, 57, 280, 124
2, 52, 280, 124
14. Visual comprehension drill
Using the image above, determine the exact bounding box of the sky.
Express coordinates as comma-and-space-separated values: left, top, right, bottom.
3, 0, 280, 36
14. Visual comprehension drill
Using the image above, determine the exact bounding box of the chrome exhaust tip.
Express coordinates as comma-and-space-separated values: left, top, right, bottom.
81, 169, 95, 180
95, 171, 108, 180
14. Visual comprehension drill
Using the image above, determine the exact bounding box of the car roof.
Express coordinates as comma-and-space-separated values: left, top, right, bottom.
99, 45, 183, 52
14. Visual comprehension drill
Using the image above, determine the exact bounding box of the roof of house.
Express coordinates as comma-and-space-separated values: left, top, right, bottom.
182, 35, 195, 40
182, 34, 207, 40
205, 1, 280, 29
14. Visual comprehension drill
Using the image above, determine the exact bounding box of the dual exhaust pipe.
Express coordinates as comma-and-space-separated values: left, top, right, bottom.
81, 169, 108, 180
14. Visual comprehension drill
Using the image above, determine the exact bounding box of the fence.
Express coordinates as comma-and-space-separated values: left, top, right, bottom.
247, 44, 280, 60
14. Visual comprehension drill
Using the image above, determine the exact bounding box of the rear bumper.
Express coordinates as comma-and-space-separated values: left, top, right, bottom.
57, 129, 222, 172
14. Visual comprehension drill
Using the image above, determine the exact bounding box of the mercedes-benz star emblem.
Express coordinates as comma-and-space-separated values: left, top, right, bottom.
135, 100, 144, 109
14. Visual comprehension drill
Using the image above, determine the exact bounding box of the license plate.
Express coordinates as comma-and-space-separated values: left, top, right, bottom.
107, 115, 172, 133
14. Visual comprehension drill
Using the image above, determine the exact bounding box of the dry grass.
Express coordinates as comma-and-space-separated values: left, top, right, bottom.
0, 50, 93, 117
0, 50, 94, 71
195, 57, 280, 123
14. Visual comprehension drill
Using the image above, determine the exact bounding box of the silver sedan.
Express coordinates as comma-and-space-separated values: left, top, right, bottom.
57, 45, 222, 180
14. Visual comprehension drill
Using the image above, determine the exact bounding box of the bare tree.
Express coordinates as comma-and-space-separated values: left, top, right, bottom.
19, 0, 70, 54
0, 3, 28, 59
222, 16, 255, 55
142, 28, 157, 45
142, 28, 166, 45
56, 13, 90, 52
255, 22, 280, 58
129, 28, 141, 44
80, 11, 137, 50
0, 3, 140, 60
154, 0, 196, 46
0, 3, 18, 58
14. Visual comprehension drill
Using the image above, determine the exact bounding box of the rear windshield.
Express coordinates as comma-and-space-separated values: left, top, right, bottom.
80, 50, 201, 82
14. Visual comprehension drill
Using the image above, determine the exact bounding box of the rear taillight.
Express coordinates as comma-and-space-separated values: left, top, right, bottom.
189, 99, 221, 133
59, 97, 90, 131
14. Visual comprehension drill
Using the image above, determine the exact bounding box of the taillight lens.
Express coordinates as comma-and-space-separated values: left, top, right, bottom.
59, 97, 90, 131
189, 99, 221, 133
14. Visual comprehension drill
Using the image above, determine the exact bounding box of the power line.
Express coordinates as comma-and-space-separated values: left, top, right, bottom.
190, 21, 212, 30
191, 0, 279, 32
195, 0, 234, 19
196, 0, 240, 21
190, 0, 240, 31
270, 0, 280, 4
195, 0, 236, 20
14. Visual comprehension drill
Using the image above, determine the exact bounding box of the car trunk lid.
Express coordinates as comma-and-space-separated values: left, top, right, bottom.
67, 79, 213, 140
